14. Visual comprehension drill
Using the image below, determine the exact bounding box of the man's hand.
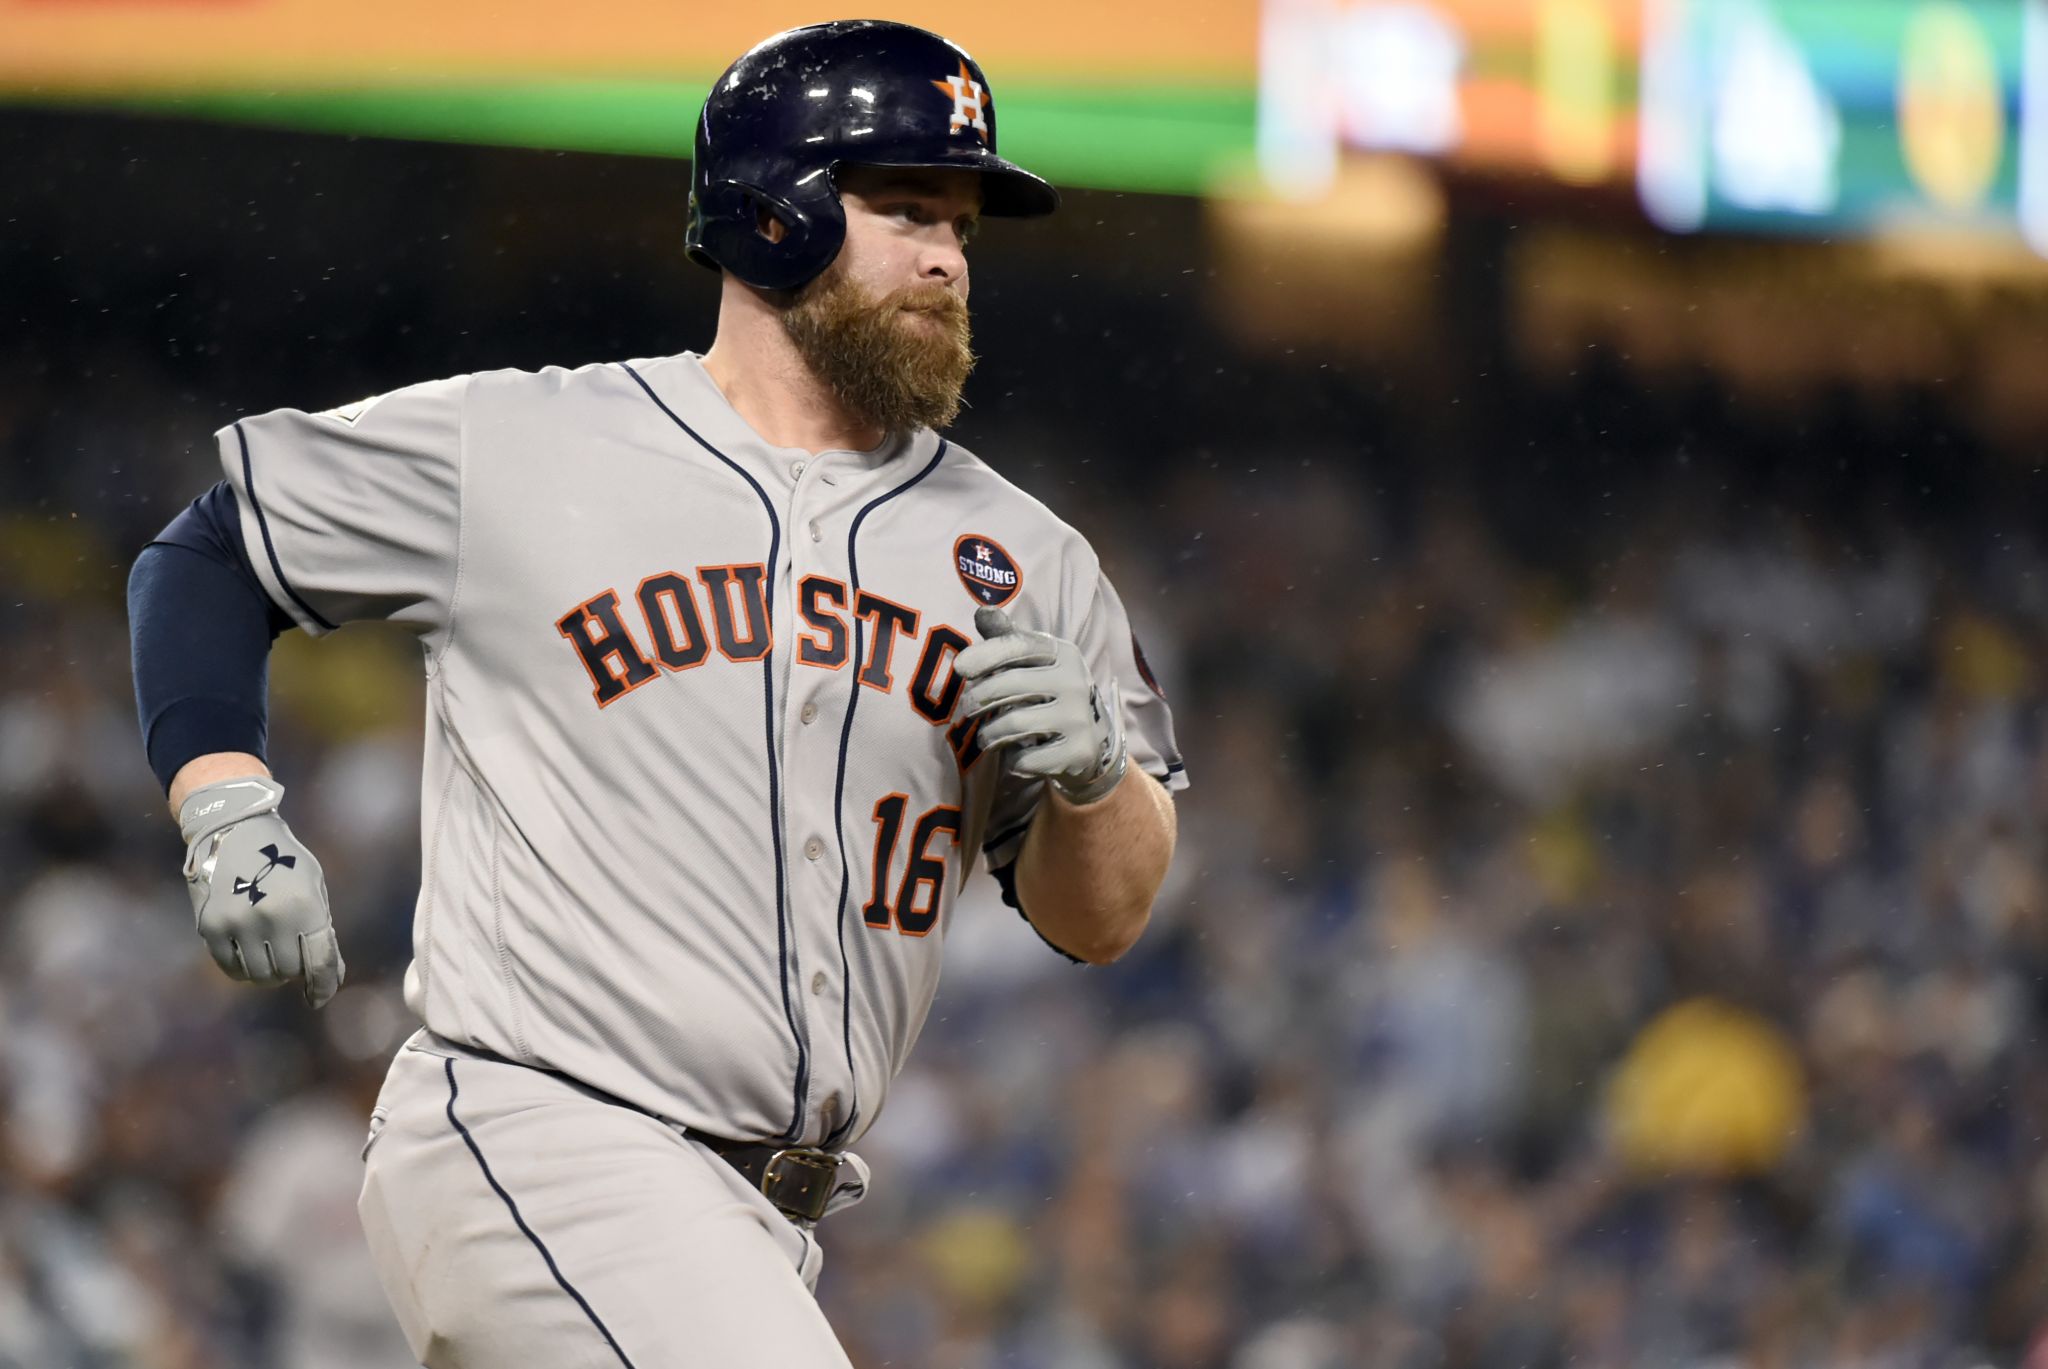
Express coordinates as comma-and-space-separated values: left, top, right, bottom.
954, 606, 1127, 805
178, 776, 345, 1008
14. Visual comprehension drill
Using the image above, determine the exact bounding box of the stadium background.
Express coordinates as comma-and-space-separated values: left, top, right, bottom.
5, 1, 2048, 1365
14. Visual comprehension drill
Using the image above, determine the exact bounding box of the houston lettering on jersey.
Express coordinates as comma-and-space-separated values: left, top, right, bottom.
554, 568, 987, 768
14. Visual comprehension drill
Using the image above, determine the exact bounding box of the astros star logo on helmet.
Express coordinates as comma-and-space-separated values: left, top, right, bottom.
931, 59, 989, 142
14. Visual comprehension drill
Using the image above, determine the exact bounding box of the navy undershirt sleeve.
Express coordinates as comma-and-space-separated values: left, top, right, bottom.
128, 482, 294, 793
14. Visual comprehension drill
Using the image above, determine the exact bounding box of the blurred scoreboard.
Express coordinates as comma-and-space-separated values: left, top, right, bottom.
1260, 0, 2048, 254
1640, 0, 2044, 248
1259, 0, 1645, 188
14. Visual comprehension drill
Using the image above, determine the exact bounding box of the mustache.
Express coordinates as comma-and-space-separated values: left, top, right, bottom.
888, 285, 967, 319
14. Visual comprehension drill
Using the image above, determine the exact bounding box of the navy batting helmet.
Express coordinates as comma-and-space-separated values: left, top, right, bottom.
685, 20, 1060, 291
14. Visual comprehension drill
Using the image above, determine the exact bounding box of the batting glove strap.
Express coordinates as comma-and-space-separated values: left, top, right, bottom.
178, 775, 286, 882
1056, 720, 1129, 806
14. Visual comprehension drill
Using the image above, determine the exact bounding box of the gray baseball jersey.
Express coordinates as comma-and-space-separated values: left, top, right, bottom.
218, 351, 1187, 1147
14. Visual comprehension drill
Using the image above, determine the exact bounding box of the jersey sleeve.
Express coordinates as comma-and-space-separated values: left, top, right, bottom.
1072, 566, 1188, 795
980, 562, 1189, 877
216, 374, 468, 641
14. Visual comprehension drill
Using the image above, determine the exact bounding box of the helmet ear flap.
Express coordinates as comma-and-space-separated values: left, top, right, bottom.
686, 176, 846, 292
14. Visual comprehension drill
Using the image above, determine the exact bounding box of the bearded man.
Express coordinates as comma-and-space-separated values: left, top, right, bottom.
125, 20, 1185, 1367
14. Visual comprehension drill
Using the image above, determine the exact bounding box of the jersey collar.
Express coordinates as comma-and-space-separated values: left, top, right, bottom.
646, 352, 934, 485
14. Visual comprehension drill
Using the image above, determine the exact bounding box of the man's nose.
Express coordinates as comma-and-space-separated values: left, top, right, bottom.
919, 235, 967, 285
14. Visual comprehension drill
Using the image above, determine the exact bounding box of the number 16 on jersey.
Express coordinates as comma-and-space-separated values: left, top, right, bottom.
862, 794, 962, 937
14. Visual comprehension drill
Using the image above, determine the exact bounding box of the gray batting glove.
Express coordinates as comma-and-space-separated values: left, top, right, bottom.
955, 606, 1128, 805
178, 776, 345, 1008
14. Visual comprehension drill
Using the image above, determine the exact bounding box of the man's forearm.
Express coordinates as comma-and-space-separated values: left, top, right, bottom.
1014, 768, 1177, 965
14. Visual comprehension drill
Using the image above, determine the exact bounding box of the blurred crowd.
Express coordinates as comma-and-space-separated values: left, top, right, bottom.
5, 113, 2048, 1369
814, 386, 2048, 1369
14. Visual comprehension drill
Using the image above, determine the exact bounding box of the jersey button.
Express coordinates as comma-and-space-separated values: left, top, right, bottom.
800, 701, 819, 725
804, 837, 824, 861
790, 459, 807, 480
809, 521, 822, 543
811, 971, 827, 996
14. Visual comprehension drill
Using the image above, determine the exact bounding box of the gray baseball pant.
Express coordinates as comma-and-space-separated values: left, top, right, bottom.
357, 1035, 857, 1368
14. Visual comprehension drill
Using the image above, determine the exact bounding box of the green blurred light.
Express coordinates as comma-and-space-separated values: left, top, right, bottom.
27, 78, 1255, 197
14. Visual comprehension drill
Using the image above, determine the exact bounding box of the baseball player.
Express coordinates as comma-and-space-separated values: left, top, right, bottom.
126, 19, 1185, 1367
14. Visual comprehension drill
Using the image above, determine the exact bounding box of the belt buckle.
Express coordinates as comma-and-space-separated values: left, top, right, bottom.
760, 1147, 841, 1224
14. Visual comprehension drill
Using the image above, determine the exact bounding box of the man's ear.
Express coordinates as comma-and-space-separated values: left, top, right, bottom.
752, 199, 790, 244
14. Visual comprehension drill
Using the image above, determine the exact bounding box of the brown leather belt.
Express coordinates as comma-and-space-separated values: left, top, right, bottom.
685, 1131, 845, 1224
420, 1034, 849, 1226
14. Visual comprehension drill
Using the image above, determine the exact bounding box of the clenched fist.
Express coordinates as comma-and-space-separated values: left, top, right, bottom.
178, 776, 345, 1008
954, 606, 1128, 805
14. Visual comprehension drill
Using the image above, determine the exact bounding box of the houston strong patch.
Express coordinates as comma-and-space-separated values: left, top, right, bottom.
954, 534, 1020, 606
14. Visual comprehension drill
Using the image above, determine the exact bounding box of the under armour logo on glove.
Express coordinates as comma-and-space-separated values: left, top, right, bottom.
231, 844, 297, 905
